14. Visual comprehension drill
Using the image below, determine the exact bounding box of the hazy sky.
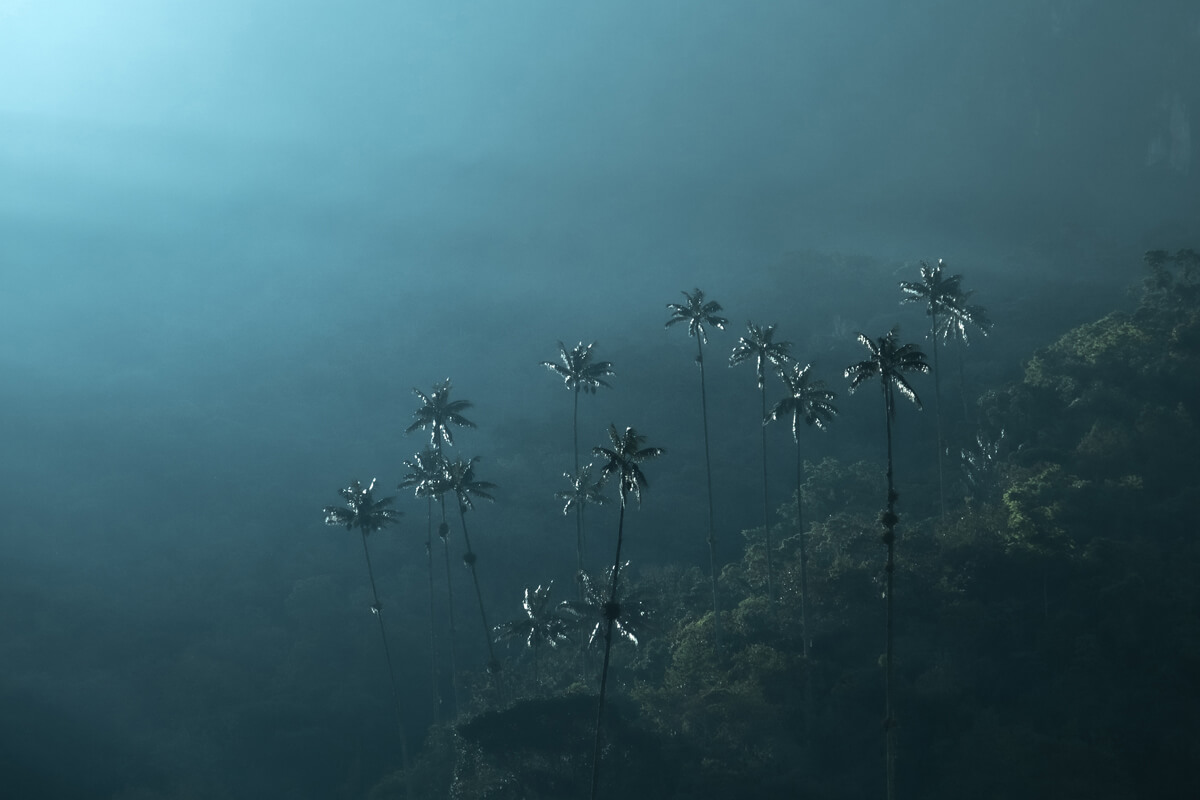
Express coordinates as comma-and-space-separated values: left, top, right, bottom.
0, 2, 1197, 793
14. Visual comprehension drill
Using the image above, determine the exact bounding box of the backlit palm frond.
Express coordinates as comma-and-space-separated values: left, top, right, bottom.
540, 341, 614, 394
592, 424, 664, 508
322, 478, 403, 536
494, 582, 571, 650
899, 259, 964, 318
406, 379, 476, 448
769, 362, 839, 440
554, 463, 609, 515
398, 447, 450, 500
937, 296, 993, 345
845, 327, 930, 418
665, 288, 728, 344
729, 321, 793, 389
443, 456, 497, 512
560, 567, 649, 647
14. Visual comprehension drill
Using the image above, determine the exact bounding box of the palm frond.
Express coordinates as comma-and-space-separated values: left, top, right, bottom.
406, 379, 477, 448
554, 463, 609, 515
322, 478, 403, 535
592, 424, 664, 508
444, 456, 497, 512
844, 327, 930, 418
665, 288, 728, 344
540, 341, 614, 394
769, 362, 838, 440
730, 321, 793, 389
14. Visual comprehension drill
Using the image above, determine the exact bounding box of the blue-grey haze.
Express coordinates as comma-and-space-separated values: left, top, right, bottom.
1, 1, 1196, 797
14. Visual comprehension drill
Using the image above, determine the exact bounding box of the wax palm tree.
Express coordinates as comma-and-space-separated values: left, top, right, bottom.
900, 260, 991, 512
444, 455, 501, 678
541, 342, 614, 584
588, 425, 662, 800
399, 447, 453, 722
729, 321, 793, 609
323, 479, 412, 800
554, 463, 609, 577
767, 362, 837, 661
937, 291, 993, 420
845, 327, 929, 800
493, 582, 571, 686
665, 288, 728, 646
561, 565, 650, 650
406, 378, 476, 452
540, 341, 614, 471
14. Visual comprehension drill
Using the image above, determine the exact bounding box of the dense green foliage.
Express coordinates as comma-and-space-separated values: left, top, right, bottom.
366, 253, 1200, 799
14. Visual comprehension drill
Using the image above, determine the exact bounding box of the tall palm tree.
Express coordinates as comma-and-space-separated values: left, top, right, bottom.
767, 362, 837, 661
729, 321, 793, 609
541, 342, 614, 584
399, 447, 453, 722
665, 288, 728, 646
540, 341, 615, 471
589, 425, 663, 800
937, 290, 993, 420
845, 327, 929, 800
406, 378, 477, 452
493, 582, 571, 687
444, 456, 501, 678
554, 463, 609, 577
561, 565, 650, 651
900, 260, 991, 512
323, 479, 412, 800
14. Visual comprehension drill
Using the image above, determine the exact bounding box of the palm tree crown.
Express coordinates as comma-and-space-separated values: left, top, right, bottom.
443, 456, 497, 512
494, 583, 571, 651
323, 478, 403, 535
555, 463, 609, 516
769, 362, 839, 439
729, 321, 793, 388
592, 425, 664, 508
665, 288, 728, 344
561, 567, 649, 648
845, 327, 930, 417
398, 447, 450, 501
541, 341, 615, 394
406, 379, 476, 449
900, 259, 993, 344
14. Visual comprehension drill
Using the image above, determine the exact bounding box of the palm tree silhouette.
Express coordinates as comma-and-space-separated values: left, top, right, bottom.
845, 327, 929, 800
322, 478, 412, 800
444, 455, 501, 678
561, 565, 650, 650
540, 341, 615, 471
665, 288, 728, 646
554, 463, 609, 577
588, 425, 663, 800
767, 362, 837, 661
399, 447, 453, 722
406, 378, 477, 451
729, 321, 793, 610
493, 582, 571, 687
541, 342, 614, 586
900, 260, 991, 513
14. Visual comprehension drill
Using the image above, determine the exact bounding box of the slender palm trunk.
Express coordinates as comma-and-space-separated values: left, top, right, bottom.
794, 440, 810, 660
590, 496, 628, 800
697, 338, 721, 648
457, 499, 500, 688
794, 437, 815, 742
759, 383, 775, 611
359, 531, 414, 800
438, 497, 462, 717
424, 497, 441, 725
882, 387, 897, 800
572, 388, 587, 597
931, 314, 945, 519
